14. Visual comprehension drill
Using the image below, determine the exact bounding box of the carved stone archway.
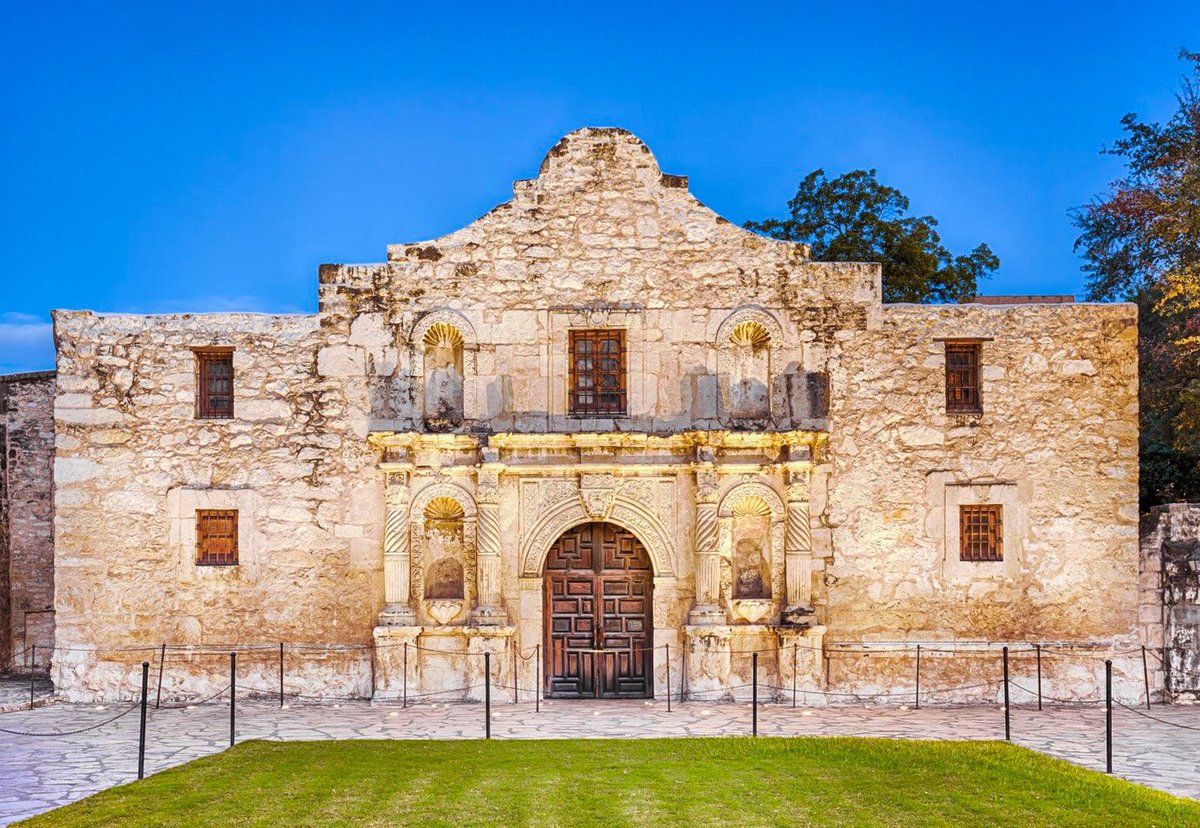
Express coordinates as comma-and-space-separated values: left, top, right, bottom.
519, 494, 675, 578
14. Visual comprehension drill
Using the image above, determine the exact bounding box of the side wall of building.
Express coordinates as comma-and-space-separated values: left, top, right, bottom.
827, 302, 1142, 696
0, 372, 56, 674
50, 312, 382, 699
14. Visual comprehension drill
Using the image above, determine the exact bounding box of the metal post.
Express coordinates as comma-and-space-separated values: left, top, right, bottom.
915, 644, 921, 710
512, 640, 518, 704
484, 652, 492, 740
29, 645, 35, 709
279, 642, 285, 707
665, 643, 671, 712
229, 651, 236, 748
402, 642, 408, 709
138, 661, 149, 780
1142, 645, 1151, 710
751, 652, 759, 737
1105, 659, 1113, 773
1002, 646, 1010, 741
535, 644, 540, 713
1036, 644, 1042, 711
155, 644, 166, 709
369, 641, 376, 698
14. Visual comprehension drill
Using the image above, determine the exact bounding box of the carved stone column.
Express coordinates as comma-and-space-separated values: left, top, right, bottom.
689, 456, 726, 624
783, 463, 815, 625
472, 448, 506, 625
380, 468, 416, 625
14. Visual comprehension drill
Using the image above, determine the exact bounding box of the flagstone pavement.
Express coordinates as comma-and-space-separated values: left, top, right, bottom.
1, 689, 1198, 826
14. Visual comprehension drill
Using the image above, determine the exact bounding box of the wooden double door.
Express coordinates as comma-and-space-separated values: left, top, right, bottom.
544, 522, 653, 699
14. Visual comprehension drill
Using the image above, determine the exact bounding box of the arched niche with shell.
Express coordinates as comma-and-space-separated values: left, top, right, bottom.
715, 307, 786, 426
411, 310, 477, 430
717, 482, 786, 623
409, 483, 478, 625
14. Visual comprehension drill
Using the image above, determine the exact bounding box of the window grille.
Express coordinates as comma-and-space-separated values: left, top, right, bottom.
945, 342, 982, 413
959, 504, 1002, 561
196, 509, 238, 566
569, 329, 627, 416
196, 350, 234, 419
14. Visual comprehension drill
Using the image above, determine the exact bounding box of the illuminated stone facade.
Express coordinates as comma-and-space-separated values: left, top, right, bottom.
43, 128, 1147, 703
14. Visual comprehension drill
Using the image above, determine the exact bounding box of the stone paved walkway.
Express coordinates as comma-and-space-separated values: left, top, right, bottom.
1, 698, 1198, 825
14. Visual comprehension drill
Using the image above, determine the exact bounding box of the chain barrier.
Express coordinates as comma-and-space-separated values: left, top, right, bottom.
0, 701, 140, 737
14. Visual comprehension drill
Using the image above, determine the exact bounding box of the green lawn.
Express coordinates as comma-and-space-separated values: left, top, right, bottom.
20, 737, 1200, 827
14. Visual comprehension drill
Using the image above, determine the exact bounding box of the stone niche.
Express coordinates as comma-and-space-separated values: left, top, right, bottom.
421, 322, 464, 430
418, 495, 471, 625
718, 483, 785, 625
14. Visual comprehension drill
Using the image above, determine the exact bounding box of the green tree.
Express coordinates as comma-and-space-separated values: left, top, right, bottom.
1074, 49, 1200, 508
746, 168, 998, 303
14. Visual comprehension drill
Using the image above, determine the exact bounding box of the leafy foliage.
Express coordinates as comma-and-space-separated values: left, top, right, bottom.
746, 168, 998, 303
1075, 50, 1200, 508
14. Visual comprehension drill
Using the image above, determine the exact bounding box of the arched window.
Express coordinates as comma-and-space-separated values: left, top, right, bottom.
422, 322, 464, 427
731, 495, 772, 599
728, 320, 771, 420
423, 496, 466, 599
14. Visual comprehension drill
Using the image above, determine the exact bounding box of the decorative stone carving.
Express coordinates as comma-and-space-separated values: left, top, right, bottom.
518, 478, 675, 577
690, 462, 725, 624
426, 599, 466, 626
473, 463, 506, 625
784, 466, 815, 624
380, 469, 415, 625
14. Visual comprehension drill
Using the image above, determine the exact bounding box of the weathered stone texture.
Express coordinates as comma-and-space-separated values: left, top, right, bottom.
826, 304, 1140, 643
45, 127, 1147, 703
51, 312, 381, 699
0, 371, 56, 673
1145, 504, 1200, 702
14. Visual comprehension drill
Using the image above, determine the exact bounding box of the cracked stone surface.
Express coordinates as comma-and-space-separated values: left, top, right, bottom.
1, 698, 1198, 825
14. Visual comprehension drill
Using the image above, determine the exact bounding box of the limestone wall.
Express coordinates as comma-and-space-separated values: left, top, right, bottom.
0, 371, 56, 673
313, 127, 877, 434
44, 127, 1148, 704
827, 302, 1140, 644
1145, 503, 1200, 702
50, 311, 382, 700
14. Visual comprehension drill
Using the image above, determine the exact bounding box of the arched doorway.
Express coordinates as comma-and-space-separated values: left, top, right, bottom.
544, 521, 653, 699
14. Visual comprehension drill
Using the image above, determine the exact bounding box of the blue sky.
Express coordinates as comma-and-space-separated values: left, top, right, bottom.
2, 1, 1198, 372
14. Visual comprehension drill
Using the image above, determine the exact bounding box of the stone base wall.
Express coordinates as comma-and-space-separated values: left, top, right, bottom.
1146, 503, 1200, 702
0, 371, 56, 674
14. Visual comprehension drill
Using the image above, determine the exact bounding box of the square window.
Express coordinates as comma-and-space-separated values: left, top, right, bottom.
959, 504, 1002, 561
196, 509, 238, 565
196, 350, 234, 419
569, 330, 626, 416
945, 342, 982, 413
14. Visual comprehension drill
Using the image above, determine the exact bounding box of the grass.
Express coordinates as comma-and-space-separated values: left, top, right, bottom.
19, 737, 1200, 827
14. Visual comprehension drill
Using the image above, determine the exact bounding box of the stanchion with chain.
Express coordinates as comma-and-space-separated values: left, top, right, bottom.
156, 643, 166, 709
915, 644, 921, 710
1142, 645, 1151, 710
484, 652, 492, 740
138, 661, 149, 780
230, 651, 237, 748
403, 642, 408, 709
512, 640, 518, 704
751, 652, 758, 737
535, 644, 540, 713
1036, 643, 1043, 711
1105, 659, 1113, 773
1002, 645, 1010, 741
279, 642, 285, 708
29, 645, 36, 710
665, 643, 671, 712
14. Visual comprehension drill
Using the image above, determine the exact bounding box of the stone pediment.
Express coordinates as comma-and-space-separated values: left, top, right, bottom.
315, 127, 880, 311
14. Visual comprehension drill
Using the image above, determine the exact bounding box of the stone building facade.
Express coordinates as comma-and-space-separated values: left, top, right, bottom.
31, 127, 1153, 703
0, 371, 56, 673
